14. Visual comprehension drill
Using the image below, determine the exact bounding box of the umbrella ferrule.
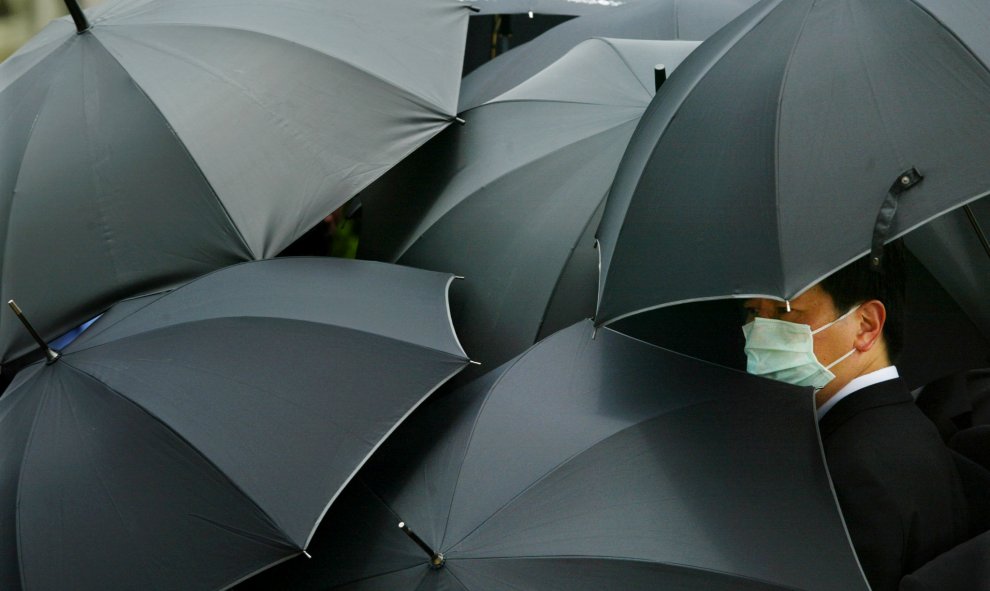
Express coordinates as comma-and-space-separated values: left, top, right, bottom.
7, 300, 61, 364
62, 0, 90, 33
398, 521, 445, 568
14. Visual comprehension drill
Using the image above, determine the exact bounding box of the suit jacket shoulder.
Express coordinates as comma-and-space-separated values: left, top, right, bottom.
819, 378, 970, 591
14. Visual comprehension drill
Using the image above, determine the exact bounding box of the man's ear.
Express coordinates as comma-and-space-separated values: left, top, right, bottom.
855, 300, 886, 352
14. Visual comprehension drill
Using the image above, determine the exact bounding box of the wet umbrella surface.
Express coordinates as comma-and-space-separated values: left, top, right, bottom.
0, 258, 469, 590
242, 320, 868, 591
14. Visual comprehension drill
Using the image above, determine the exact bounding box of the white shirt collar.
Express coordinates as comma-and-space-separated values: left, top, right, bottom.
816, 365, 899, 421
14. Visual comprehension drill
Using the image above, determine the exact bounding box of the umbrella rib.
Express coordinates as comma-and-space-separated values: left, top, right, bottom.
96, 21, 452, 115
438, 347, 539, 550
57, 360, 296, 545
0, 42, 75, 353
772, 1, 815, 299
82, 31, 256, 260
11, 372, 57, 591
303, 360, 468, 550
444, 396, 728, 554
596, 38, 656, 100
596, 0, 784, 326
394, 113, 643, 261
906, 0, 990, 72
446, 555, 802, 590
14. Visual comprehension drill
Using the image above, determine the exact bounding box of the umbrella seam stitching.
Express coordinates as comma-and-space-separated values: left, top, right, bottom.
438, 343, 540, 549
772, 0, 816, 299
57, 359, 297, 546
596, 0, 784, 326
394, 114, 643, 261
445, 396, 730, 555
905, 0, 990, 73
83, 30, 256, 259
94, 22, 453, 116
12, 373, 54, 591
597, 38, 658, 100
1, 40, 76, 362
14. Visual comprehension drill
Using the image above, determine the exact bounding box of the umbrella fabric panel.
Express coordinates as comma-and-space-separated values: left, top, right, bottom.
6, 363, 296, 591
0, 366, 45, 591
88, 0, 467, 113
596, 0, 990, 325
459, 0, 757, 110
95, 24, 454, 259
0, 33, 249, 363
66, 316, 466, 549
373, 322, 862, 589
244, 320, 866, 590
68, 258, 467, 360
445, 400, 847, 588
905, 199, 990, 339
403, 118, 638, 368
449, 558, 797, 591
774, 0, 990, 291
595, 0, 803, 321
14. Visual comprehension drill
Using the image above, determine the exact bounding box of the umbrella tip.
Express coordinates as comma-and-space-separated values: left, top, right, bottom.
302, 550, 312, 559
654, 65, 667, 92
6, 300, 60, 364
62, 0, 91, 33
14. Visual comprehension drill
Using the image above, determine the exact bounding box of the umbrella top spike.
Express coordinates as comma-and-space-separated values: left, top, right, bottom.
62, 0, 90, 33
7, 300, 60, 364
397, 521, 445, 568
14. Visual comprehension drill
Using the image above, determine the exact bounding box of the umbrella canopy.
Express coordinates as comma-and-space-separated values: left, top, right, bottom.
466, 0, 632, 16
0, 257, 469, 590
358, 38, 699, 371
240, 320, 868, 590
459, 0, 757, 110
0, 0, 470, 363
595, 0, 990, 326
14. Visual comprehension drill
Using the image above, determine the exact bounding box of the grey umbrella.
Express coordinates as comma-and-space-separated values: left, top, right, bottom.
239, 320, 869, 591
358, 38, 698, 372
0, 0, 471, 363
459, 0, 757, 110
595, 0, 990, 326
0, 257, 469, 590
466, 0, 635, 16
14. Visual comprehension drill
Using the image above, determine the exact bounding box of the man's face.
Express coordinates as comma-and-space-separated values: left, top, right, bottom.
743, 285, 857, 379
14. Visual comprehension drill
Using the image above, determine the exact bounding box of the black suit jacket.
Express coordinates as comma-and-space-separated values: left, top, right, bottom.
819, 377, 971, 591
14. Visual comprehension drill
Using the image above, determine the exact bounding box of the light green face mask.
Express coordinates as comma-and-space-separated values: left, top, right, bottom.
741, 307, 857, 389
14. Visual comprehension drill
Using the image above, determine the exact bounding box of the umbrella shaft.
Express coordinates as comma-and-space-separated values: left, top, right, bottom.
62, 0, 89, 33
963, 205, 990, 262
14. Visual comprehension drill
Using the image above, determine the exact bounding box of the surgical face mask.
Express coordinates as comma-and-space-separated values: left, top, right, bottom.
742, 307, 858, 389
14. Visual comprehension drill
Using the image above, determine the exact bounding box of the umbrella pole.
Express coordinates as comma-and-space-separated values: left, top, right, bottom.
62, 0, 90, 34
963, 205, 990, 261
398, 521, 445, 568
7, 300, 60, 364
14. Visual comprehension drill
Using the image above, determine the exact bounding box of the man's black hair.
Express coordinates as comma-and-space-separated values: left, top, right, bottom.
819, 240, 906, 362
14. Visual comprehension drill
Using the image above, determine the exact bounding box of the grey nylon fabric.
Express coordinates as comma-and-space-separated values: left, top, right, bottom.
0, 258, 468, 591
904, 198, 990, 345
466, 0, 634, 16
596, 0, 990, 325
359, 39, 697, 372
459, 0, 757, 110
242, 320, 868, 591
0, 0, 469, 363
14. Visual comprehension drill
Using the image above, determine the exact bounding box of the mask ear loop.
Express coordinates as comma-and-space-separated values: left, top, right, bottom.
810, 306, 859, 335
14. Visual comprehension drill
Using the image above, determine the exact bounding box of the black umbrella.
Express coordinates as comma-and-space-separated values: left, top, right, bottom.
460, 0, 757, 110
359, 38, 699, 373
0, 257, 469, 590
241, 320, 868, 591
595, 0, 990, 326
0, 0, 471, 363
